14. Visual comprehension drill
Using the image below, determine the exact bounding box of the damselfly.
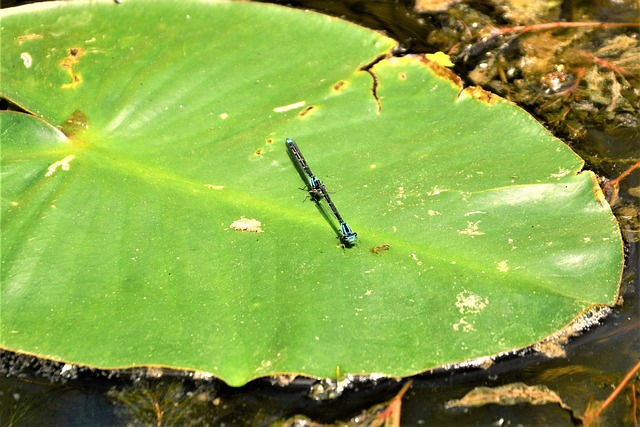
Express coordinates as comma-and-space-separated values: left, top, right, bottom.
285, 138, 358, 246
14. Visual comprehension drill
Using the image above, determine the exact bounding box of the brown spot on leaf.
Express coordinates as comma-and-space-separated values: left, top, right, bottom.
462, 86, 500, 105
254, 148, 264, 156
591, 173, 607, 207
60, 110, 90, 137
60, 47, 85, 89
332, 80, 347, 91
298, 106, 315, 117
17, 34, 43, 45
205, 184, 224, 190
398, 72, 407, 80
420, 54, 462, 88
371, 244, 390, 254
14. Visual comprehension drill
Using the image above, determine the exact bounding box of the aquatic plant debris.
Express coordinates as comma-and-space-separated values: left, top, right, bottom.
445, 382, 573, 411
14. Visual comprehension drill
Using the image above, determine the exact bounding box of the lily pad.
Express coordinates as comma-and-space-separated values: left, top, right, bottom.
0, 0, 623, 386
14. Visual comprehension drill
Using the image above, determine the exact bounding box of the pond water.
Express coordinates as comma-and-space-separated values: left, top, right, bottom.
1, 0, 638, 426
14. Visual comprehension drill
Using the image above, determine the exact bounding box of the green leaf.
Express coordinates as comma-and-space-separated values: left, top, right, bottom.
0, 0, 622, 386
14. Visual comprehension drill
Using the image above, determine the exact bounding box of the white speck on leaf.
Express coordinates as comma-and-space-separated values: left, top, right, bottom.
453, 317, 475, 332
458, 221, 485, 237
455, 290, 488, 315
410, 253, 423, 266
273, 100, 305, 112
20, 52, 32, 68
230, 217, 264, 233
497, 260, 509, 272
427, 185, 443, 196
45, 155, 75, 177
550, 167, 571, 178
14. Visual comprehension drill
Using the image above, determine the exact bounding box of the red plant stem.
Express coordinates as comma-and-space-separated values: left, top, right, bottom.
376, 380, 413, 426
578, 51, 628, 75
494, 21, 640, 36
589, 359, 640, 424
632, 383, 638, 427
155, 401, 163, 427
553, 68, 585, 97
603, 161, 640, 191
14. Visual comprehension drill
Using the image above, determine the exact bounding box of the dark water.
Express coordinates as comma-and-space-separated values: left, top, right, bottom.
1, 1, 638, 426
